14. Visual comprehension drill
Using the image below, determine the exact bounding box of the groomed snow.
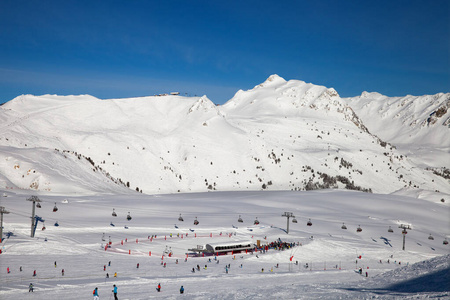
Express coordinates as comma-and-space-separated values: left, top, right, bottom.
0, 189, 449, 299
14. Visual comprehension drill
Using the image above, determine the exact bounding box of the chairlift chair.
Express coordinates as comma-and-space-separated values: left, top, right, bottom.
341, 223, 347, 230
388, 226, 394, 233
53, 203, 58, 212
194, 217, 199, 225
356, 225, 362, 232
36, 202, 41, 208
307, 219, 312, 226
238, 215, 243, 223
127, 212, 132, 221
112, 208, 117, 217
428, 234, 434, 240
178, 214, 184, 222
254, 217, 260, 225
444, 239, 449, 245
292, 217, 297, 223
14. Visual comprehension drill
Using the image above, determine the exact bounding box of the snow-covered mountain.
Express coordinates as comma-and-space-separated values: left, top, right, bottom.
344, 91, 450, 170
0, 75, 448, 200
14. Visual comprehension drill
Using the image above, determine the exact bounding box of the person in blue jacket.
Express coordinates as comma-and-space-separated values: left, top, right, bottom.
180, 285, 184, 294
93, 287, 99, 300
113, 284, 118, 300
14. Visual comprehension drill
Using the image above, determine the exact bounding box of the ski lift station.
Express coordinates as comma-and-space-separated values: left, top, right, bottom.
189, 240, 254, 256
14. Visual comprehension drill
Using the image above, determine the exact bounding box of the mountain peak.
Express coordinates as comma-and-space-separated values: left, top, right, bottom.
256, 74, 286, 88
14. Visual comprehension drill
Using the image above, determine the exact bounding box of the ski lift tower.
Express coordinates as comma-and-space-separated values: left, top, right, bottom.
27, 196, 42, 237
0, 206, 10, 243
282, 212, 295, 234
399, 224, 411, 251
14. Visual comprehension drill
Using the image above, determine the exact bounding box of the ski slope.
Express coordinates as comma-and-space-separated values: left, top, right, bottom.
0, 189, 449, 299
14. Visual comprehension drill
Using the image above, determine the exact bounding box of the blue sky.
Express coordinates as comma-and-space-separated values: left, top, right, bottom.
0, 0, 448, 104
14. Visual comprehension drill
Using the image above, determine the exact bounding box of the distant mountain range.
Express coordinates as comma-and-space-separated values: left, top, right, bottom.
0, 75, 448, 201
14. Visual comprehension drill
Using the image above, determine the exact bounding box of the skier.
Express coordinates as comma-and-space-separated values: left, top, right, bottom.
93, 287, 99, 300
114, 272, 117, 277
104, 265, 106, 271
29, 283, 34, 292
191, 267, 195, 273
62, 269, 64, 276
54, 261, 57, 268
20, 266, 22, 272
137, 263, 139, 269
33, 270, 36, 277
112, 284, 118, 300
156, 283, 161, 292
108, 261, 111, 266
180, 285, 184, 294
7, 267, 10, 273
106, 273, 109, 278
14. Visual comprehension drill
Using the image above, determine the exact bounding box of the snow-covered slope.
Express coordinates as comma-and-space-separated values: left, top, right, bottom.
0, 76, 448, 200
344, 92, 450, 169
0, 189, 449, 299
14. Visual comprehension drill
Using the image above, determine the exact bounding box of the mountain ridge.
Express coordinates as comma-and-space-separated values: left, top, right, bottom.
0, 75, 448, 201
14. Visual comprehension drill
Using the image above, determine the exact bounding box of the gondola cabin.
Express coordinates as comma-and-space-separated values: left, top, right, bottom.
178, 214, 184, 222
194, 217, 199, 225
388, 226, 394, 233
307, 219, 312, 226
53, 203, 58, 212
112, 208, 117, 217
356, 225, 362, 232
238, 215, 243, 223
443, 239, 448, 245
341, 223, 347, 230
292, 218, 297, 223
37, 203, 41, 208
205, 241, 254, 255
428, 234, 434, 240
127, 212, 132, 221
254, 217, 259, 225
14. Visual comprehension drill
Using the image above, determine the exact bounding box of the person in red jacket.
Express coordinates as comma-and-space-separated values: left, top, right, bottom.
156, 283, 161, 292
